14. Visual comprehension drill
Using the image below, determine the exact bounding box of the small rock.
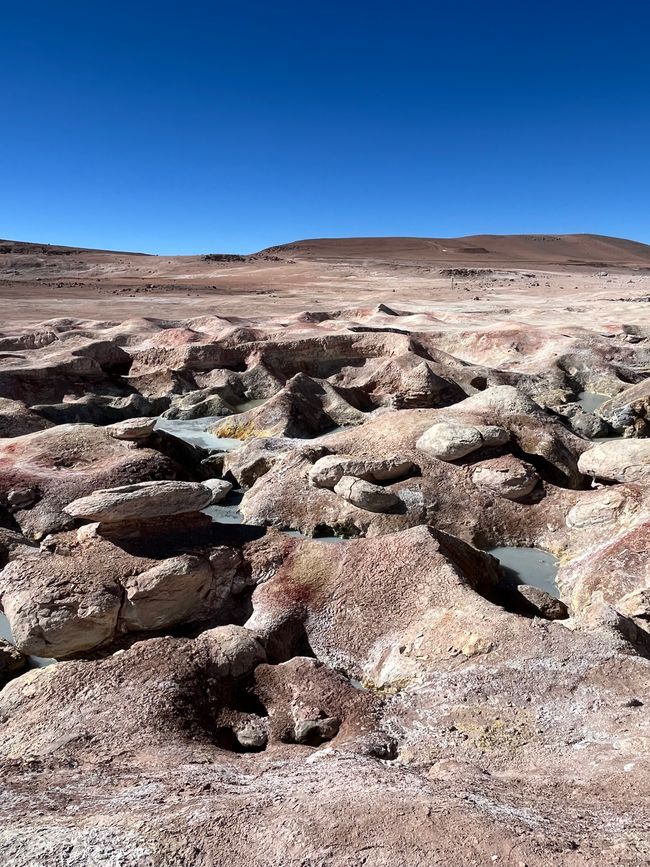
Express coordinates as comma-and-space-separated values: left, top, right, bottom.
234, 720, 268, 750
294, 716, 340, 745
6, 488, 38, 509
0, 638, 26, 678
617, 588, 650, 619
202, 478, 233, 504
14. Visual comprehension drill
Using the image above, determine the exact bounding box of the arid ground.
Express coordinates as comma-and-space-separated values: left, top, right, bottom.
0, 234, 649, 866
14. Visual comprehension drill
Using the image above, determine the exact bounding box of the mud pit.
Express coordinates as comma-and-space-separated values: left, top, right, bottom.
488, 546, 560, 595
0, 236, 649, 865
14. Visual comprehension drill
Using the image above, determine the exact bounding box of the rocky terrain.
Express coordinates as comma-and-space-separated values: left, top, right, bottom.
0, 234, 649, 865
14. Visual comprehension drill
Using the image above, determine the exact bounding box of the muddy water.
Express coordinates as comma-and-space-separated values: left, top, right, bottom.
202, 488, 246, 525
487, 546, 560, 596
203, 490, 344, 543
0, 612, 55, 668
233, 398, 268, 412
576, 392, 609, 413
155, 416, 243, 451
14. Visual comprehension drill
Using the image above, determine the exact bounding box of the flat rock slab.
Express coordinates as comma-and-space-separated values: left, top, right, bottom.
106, 417, 156, 440
64, 480, 213, 523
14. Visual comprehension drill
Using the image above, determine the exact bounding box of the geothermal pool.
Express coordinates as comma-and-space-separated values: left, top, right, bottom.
487, 546, 560, 596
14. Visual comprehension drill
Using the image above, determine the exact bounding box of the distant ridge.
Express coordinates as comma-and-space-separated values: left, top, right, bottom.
260, 234, 650, 267
0, 240, 149, 256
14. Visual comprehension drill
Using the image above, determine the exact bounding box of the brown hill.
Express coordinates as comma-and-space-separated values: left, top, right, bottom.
261, 234, 650, 267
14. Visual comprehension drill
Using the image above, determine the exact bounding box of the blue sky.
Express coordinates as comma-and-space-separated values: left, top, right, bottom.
3, 1, 650, 253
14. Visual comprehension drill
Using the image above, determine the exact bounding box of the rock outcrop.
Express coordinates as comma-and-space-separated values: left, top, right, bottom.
64, 480, 214, 524
578, 439, 650, 483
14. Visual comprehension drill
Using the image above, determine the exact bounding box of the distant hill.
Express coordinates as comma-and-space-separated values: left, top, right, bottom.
260, 234, 650, 267
0, 240, 149, 257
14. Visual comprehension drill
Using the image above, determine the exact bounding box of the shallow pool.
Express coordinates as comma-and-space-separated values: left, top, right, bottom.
155, 416, 243, 451
233, 398, 268, 412
576, 392, 609, 413
202, 488, 246, 525
487, 546, 560, 596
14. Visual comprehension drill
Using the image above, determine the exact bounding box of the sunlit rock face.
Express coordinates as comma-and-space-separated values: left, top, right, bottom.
0, 239, 650, 865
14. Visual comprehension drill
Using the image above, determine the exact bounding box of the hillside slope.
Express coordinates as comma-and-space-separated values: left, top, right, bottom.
261, 234, 650, 267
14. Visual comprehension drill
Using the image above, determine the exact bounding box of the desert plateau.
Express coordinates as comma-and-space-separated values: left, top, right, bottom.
0, 233, 649, 865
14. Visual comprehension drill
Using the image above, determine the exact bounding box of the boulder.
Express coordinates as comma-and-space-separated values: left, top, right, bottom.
223, 437, 326, 488
416, 421, 509, 461
566, 489, 628, 528
308, 454, 413, 489
577, 439, 650, 483
516, 584, 568, 619
471, 455, 539, 499
195, 624, 266, 679
64, 480, 214, 524
119, 555, 215, 631
0, 531, 245, 658
333, 475, 400, 512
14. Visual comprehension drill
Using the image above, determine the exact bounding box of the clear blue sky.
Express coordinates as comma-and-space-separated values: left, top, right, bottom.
3, 1, 650, 254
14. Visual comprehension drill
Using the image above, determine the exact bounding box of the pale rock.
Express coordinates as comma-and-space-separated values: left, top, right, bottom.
617, 588, 650, 619
119, 555, 214, 631
333, 475, 400, 512
566, 489, 626, 528
196, 625, 266, 679
202, 478, 233, 504
64, 480, 214, 523
416, 421, 509, 461
106, 417, 156, 440
308, 454, 413, 489
577, 439, 650, 483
